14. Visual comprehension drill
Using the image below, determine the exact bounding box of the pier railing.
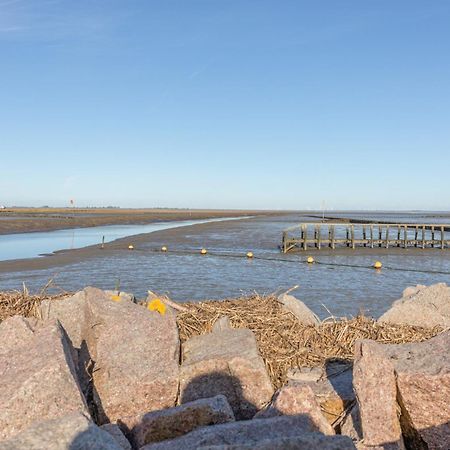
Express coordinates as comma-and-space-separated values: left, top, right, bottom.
281, 222, 450, 253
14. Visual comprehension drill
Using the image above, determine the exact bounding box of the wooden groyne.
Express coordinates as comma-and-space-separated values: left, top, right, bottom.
282, 222, 450, 252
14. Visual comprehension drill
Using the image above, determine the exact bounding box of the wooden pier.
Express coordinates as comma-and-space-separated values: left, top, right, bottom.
281, 222, 450, 253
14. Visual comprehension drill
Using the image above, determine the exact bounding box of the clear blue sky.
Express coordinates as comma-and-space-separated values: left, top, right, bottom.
1, 1, 449, 210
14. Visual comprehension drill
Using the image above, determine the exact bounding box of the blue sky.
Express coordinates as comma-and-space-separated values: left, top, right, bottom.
1, 1, 449, 210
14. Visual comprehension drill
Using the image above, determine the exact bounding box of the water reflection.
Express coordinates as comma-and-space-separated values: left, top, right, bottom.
1, 214, 449, 319
1, 249, 449, 319
0, 217, 247, 261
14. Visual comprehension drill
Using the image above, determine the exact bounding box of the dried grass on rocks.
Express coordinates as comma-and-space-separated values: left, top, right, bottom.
0, 289, 68, 323
176, 294, 443, 389
1, 287, 443, 391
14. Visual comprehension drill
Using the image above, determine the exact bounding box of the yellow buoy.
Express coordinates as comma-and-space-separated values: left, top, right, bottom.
128, 244, 134, 250
307, 256, 315, 264
373, 261, 382, 269
246, 251, 254, 258
200, 248, 208, 255
161, 246, 168, 252
110, 294, 121, 302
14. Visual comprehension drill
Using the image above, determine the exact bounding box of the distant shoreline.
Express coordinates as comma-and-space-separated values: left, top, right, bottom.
0, 215, 274, 274
0, 208, 281, 236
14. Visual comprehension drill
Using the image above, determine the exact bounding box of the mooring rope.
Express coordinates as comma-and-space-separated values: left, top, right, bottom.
123, 246, 450, 276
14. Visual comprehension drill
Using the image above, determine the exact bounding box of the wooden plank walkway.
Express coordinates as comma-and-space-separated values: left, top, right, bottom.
281, 222, 450, 253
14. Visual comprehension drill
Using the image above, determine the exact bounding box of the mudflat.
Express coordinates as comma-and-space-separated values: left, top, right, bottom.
0, 215, 273, 274
0, 208, 276, 235
1, 212, 448, 276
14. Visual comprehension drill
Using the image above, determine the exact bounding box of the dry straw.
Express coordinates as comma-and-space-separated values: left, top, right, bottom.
176, 294, 442, 389
1, 289, 442, 390
0, 287, 68, 323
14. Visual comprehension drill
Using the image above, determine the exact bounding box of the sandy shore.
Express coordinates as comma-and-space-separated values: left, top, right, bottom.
0, 208, 279, 235
0, 215, 274, 273
1, 212, 448, 276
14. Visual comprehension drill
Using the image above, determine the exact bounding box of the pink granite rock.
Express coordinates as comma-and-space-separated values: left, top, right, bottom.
83, 287, 180, 424
212, 316, 231, 332
382, 331, 450, 449
40, 292, 89, 392
254, 384, 334, 435
0, 319, 89, 440
378, 282, 450, 328
354, 333, 450, 449
140, 415, 324, 449
287, 361, 355, 424
0, 315, 35, 356
118, 395, 235, 448
40, 291, 87, 348
0, 412, 122, 449
353, 340, 404, 449
277, 293, 319, 326
39, 287, 180, 425
340, 403, 362, 443
100, 424, 132, 450
104, 290, 135, 303
402, 284, 426, 298
196, 434, 356, 449
180, 327, 274, 419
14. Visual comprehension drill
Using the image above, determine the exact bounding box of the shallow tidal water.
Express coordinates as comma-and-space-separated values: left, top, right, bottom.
1, 213, 450, 319
0, 217, 247, 261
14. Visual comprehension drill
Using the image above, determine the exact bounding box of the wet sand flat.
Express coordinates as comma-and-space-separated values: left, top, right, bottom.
1, 213, 450, 318
0, 208, 277, 235
1, 213, 449, 274
0, 215, 278, 273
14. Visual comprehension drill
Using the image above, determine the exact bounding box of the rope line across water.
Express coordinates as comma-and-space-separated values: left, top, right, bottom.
124, 247, 450, 276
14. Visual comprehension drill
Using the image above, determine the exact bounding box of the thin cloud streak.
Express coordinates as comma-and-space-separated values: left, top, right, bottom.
0, 0, 126, 42
0, 25, 26, 33
188, 59, 214, 80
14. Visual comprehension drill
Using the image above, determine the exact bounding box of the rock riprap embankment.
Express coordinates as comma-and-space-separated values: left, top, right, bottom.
179, 321, 274, 420
118, 395, 235, 448
0, 284, 449, 449
40, 287, 180, 423
0, 317, 89, 440
378, 282, 450, 328
353, 331, 450, 449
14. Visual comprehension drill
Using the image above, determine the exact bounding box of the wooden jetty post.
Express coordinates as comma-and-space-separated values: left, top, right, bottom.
281, 222, 450, 253
316, 224, 321, 250
331, 224, 336, 249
